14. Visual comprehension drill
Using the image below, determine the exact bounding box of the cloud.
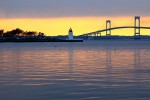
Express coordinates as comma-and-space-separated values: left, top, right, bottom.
0, 0, 150, 18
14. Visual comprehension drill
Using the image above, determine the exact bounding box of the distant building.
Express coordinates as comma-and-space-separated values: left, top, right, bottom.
68, 28, 74, 40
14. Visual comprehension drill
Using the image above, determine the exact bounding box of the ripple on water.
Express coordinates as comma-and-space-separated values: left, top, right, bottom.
0, 41, 150, 100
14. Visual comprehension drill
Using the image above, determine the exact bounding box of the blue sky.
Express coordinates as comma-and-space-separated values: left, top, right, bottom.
0, 0, 150, 18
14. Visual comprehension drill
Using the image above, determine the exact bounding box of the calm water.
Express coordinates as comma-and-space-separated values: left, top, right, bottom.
0, 40, 150, 100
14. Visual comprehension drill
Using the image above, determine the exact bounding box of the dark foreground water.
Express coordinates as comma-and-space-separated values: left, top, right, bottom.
0, 40, 150, 100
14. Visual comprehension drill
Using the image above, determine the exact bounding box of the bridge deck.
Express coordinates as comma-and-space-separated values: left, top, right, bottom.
79, 26, 150, 36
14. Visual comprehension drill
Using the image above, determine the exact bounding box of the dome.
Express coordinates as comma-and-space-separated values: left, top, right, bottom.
69, 28, 73, 32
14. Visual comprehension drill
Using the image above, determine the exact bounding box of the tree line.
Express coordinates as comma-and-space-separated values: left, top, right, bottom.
0, 28, 45, 37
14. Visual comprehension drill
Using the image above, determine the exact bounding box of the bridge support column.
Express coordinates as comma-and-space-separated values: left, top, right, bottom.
94, 33, 98, 39
106, 20, 111, 37
134, 16, 141, 39
95, 32, 101, 39
99, 32, 102, 37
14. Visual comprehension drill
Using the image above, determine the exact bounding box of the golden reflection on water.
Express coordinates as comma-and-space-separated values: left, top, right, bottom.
0, 43, 149, 85
0, 41, 150, 100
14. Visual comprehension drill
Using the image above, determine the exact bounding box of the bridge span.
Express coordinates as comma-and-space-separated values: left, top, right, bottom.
78, 16, 150, 39
79, 26, 150, 37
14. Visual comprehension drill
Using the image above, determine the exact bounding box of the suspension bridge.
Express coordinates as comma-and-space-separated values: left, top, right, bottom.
78, 16, 150, 39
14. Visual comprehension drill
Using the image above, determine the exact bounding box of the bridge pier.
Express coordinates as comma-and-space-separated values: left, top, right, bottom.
134, 16, 141, 39
106, 20, 111, 37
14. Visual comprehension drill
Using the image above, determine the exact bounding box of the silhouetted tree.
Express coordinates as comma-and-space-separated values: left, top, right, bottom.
14, 28, 24, 36
3, 31, 13, 37
38, 32, 45, 37
25, 31, 37, 36
0, 30, 4, 36
2, 28, 45, 37
3, 28, 24, 37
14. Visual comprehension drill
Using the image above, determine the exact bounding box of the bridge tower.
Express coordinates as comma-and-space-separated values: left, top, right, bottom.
134, 16, 141, 39
106, 20, 111, 37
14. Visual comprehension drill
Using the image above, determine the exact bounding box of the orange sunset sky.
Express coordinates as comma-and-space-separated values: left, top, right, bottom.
1, 0, 150, 36
0, 16, 150, 36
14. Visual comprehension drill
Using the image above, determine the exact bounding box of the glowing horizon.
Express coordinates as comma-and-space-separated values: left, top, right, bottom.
0, 16, 150, 36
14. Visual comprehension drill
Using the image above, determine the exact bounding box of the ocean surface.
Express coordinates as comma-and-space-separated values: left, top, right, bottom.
0, 40, 150, 100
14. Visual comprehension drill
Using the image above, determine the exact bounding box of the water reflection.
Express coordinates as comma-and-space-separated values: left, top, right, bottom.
0, 41, 150, 100
106, 50, 112, 73
134, 49, 141, 70
105, 50, 112, 85
68, 44, 74, 79
133, 49, 142, 85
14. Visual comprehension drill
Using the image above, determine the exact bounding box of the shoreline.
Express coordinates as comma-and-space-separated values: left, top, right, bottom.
0, 37, 83, 42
